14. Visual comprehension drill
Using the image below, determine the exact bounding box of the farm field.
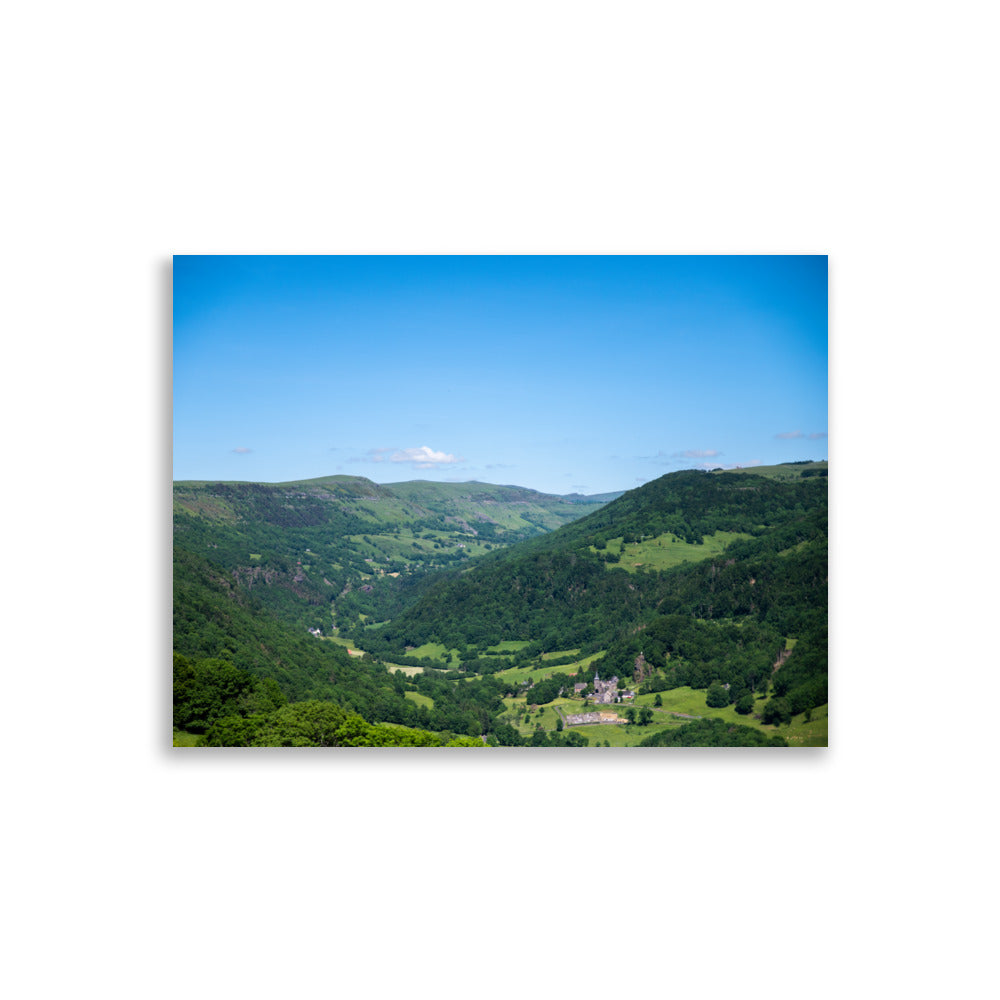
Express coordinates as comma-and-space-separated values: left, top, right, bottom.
405, 642, 458, 664
594, 530, 752, 573
324, 633, 368, 655
327, 631, 426, 674
634, 688, 826, 746
384, 662, 425, 676
345, 526, 497, 570
713, 460, 827, 482
486, 640, 531, 653
490, 651, 605, 686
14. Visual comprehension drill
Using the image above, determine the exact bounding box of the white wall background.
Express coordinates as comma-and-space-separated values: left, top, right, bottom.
3, 3, 993, 998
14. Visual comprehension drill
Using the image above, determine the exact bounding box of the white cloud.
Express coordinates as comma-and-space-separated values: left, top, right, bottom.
388, 445, 463, 469
775, 430, 804, 439
232, 447, 252, 454
808, 431, 828, 440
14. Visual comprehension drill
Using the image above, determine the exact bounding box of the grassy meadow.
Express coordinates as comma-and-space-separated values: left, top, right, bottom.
404, 690, 435, 709
712, 461, 828, 482
593, 530, 752, 573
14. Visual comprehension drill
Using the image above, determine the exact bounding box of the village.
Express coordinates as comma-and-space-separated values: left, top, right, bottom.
561, 671, 635, 725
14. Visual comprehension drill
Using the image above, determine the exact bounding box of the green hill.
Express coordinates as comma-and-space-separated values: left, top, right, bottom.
173, 475, 615, 632
360, 468, 828, 740
173, 468, 827, 747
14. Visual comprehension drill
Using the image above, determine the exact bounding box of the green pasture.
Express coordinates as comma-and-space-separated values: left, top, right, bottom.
634, 686, 765, 730
387, 662, 425, 676
779, 705, 828, 747
712, 461, 828, 482
344, 525, 492, 570
633, 687, 827, 746
404, 690, 435, 709
324, 633, 358, 652
595, 531, 752, 573
328, 631, 430, 673
562, 719, 683, 747
565, 651, 605, 672
173, 730, 202, 747
496, 664, 548, 684
407, 642, 459, 664
485, 640, 531, 653
504, 697, 574, 736
493, 650, 605, 686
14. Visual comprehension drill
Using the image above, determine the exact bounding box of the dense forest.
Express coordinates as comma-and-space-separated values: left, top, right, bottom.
173, 464, 828, 747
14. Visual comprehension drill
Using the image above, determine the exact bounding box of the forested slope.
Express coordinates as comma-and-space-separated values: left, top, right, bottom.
173, 475, 612, 630
361, 468, 828, 726
174, 541, 575, 743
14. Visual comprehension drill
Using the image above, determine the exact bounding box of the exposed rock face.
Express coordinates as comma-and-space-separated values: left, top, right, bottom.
231, 565, 281, 589
633, 652, 651, 683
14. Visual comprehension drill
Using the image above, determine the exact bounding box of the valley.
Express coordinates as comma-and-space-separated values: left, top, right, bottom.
173, 463, 828, 748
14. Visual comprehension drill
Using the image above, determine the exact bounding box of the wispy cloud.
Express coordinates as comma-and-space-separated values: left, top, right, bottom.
639, 448, 723, 466
360, 444, 465, 469
389, 445, 463, 469
348, 445, 464, 469
232, 447, 253, 454
808, 431, 828, 440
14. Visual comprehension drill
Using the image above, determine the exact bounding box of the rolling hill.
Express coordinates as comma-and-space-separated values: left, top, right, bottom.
173, 464, 827, 746
173, 475, 618, 632
358, 464, 828, 738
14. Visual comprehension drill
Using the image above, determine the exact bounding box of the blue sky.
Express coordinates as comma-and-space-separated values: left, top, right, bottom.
173, 255, 827, 495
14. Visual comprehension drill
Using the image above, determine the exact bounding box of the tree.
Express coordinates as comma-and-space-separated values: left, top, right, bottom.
705, 681, 729, 709
734, 693, 755, 715
638, 705, 654, 726
761, 697, 792, 726
654, 693, 662, 707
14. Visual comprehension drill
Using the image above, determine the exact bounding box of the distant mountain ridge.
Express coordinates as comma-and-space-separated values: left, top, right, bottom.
173, 474, 620, 632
